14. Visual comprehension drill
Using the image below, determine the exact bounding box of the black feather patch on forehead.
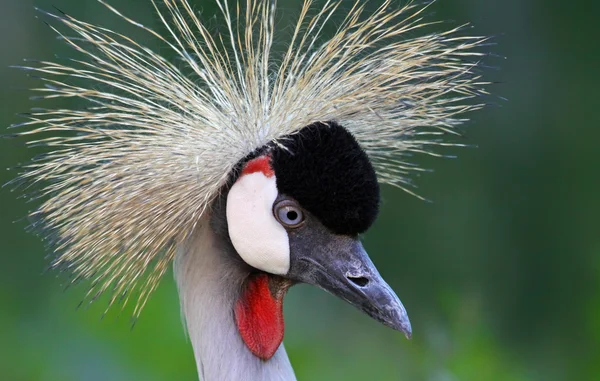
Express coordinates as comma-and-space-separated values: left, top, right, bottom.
270, 121, 379, 235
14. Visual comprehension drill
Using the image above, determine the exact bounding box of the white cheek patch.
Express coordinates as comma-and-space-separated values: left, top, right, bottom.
226, 172, 290, 275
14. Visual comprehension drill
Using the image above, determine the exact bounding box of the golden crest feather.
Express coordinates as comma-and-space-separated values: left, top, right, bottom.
11, 0, 489, 316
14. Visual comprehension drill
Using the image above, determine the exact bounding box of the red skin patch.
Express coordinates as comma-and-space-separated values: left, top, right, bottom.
241, 155, 274, 178
234, 274, 285, 360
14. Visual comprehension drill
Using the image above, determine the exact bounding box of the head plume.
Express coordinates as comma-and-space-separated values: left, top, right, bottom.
9, 0, 489, 317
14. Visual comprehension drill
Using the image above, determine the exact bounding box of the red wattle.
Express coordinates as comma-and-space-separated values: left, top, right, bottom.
241, 155, 274, 178
234, 274, 284, 360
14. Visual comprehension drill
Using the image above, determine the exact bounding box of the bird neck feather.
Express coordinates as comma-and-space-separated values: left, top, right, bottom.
174, 220, 296, 381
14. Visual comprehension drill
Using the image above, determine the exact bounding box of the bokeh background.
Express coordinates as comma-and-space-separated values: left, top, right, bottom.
1, 0, 598, 380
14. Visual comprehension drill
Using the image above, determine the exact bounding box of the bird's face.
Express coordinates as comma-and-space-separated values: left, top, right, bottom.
225, 122, 411, 360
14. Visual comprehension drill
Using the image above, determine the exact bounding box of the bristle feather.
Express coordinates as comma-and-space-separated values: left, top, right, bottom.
11, 0, 489, 317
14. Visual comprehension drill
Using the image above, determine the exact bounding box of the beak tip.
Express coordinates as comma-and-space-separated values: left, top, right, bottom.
391, 301, 412, 340
391, 306, 412, 340
383, 309, 412, 339
398, 319, 412, 340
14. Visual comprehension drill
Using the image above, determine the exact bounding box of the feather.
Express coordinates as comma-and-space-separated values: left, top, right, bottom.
10, 0, 489, 316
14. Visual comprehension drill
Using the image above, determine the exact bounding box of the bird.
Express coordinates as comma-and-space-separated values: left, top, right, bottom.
8, 0, 488, 379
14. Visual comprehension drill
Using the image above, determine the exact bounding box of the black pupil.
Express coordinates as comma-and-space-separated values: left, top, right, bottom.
286, 210, 298, 221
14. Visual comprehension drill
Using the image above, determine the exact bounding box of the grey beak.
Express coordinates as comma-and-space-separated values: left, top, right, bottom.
287, 230, 412, 339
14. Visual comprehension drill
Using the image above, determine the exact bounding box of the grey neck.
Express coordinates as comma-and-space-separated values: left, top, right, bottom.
174, 219, 297, 381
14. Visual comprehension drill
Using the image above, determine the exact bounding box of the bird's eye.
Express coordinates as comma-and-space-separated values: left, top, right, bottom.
274, 201, 305, 228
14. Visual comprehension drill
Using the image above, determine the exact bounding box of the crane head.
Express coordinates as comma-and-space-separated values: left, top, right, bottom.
226, 121, 411, 360
10, 0, 489, 368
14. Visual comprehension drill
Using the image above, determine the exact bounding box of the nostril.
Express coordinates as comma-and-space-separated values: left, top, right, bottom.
347, 276, 369, 287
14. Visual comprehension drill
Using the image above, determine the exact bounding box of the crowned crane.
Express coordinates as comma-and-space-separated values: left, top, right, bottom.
9, 0, 489, 379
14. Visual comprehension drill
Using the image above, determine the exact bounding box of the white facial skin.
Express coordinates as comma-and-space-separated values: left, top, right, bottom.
226, 171, 291, 275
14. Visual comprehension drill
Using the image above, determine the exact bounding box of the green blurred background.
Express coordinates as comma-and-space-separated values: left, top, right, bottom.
1, 0, 598, 380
